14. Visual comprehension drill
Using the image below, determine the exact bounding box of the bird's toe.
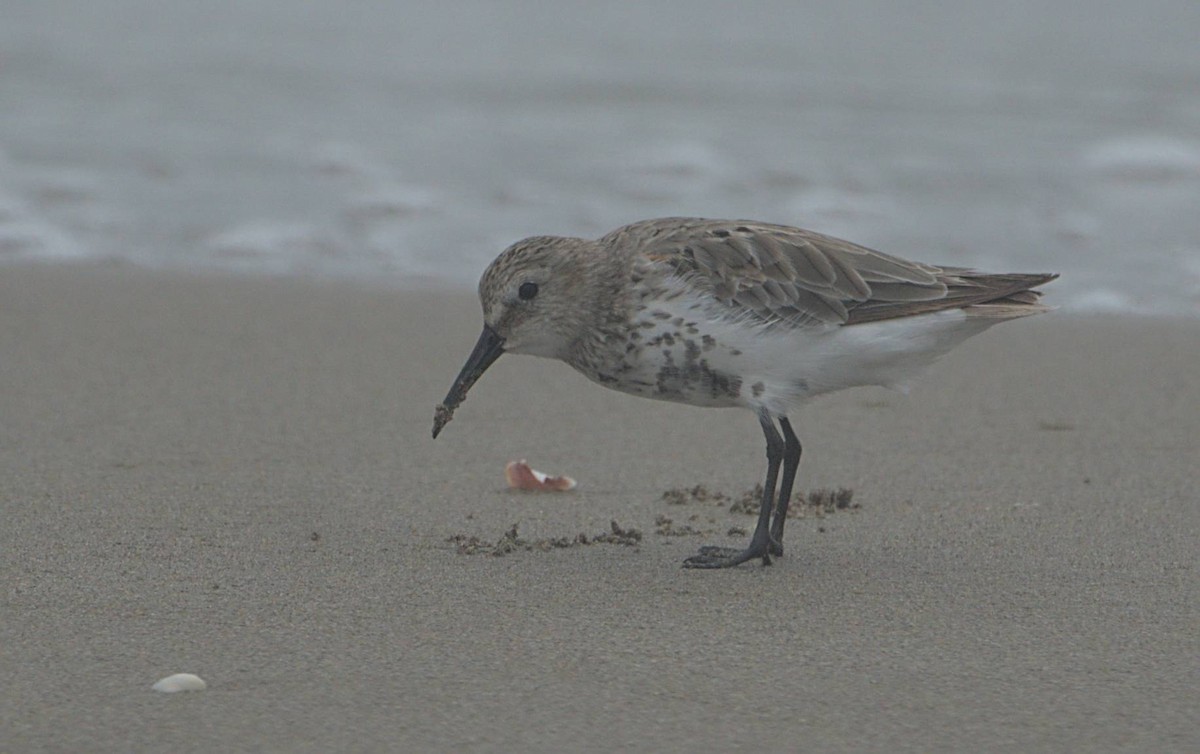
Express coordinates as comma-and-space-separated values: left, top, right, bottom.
682, 543, 773, 569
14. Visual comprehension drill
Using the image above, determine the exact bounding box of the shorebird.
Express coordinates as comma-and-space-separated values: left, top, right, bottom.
433, 217, 1056, 568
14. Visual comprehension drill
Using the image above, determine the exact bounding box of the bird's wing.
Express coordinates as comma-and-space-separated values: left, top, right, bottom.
603, 218, 1055, 326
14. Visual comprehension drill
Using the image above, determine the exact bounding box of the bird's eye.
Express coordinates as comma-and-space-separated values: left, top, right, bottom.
518, 282, 539, 300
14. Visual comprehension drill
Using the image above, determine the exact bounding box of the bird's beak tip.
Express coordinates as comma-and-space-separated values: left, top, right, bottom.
431, 324, 504, 442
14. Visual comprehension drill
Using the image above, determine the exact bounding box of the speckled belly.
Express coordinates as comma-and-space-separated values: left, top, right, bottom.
578, 309, 748, 408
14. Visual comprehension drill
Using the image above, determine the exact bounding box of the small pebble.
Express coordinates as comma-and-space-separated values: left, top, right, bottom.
152, 673, 207, 693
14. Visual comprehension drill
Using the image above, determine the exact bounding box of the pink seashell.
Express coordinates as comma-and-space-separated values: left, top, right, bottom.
505, 460, 577, 492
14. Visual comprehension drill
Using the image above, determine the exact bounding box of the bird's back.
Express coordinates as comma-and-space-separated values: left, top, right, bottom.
601, 217, 1056, 329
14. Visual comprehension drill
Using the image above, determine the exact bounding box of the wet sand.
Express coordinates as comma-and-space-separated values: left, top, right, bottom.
2, 264, 1197, 752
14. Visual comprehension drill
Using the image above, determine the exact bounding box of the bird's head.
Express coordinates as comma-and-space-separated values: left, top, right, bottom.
432, 235, 598, 438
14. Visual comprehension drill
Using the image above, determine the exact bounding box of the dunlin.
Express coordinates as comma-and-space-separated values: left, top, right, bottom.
433, 217, 1056, 568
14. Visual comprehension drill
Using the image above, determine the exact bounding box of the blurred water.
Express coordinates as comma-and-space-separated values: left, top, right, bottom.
2, 1, 1198, 315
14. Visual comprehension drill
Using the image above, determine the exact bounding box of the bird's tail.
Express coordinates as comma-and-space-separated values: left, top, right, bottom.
962, 273, 1058, 320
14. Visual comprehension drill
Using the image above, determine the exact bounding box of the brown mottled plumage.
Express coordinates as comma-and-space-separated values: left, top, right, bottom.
434, 217, 1056, 568
603, 218, 1055, 326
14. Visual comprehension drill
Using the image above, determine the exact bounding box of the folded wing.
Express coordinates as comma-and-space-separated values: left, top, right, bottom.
605, 218, 1056, 326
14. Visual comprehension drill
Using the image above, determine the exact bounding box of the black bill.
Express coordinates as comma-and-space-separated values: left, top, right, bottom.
431, 324, 505, 438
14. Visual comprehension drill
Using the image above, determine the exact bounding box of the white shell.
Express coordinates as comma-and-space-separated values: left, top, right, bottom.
152, 673, 207, 693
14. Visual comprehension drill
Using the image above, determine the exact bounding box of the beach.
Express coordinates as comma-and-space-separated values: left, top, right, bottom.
1, 263, 1196, 752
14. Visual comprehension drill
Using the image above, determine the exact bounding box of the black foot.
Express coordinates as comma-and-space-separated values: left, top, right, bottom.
682, 541, 776, 569
688, 538, 783, 559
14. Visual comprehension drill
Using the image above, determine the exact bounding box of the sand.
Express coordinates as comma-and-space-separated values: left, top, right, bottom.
1, 263, 1197, 752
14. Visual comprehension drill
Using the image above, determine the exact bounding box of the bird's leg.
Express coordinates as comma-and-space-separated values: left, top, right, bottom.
684, 411, 783, 569
768, 418, 803, 556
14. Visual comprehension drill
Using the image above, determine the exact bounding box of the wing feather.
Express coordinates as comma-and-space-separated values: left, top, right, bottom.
603, 217, 1056, 327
